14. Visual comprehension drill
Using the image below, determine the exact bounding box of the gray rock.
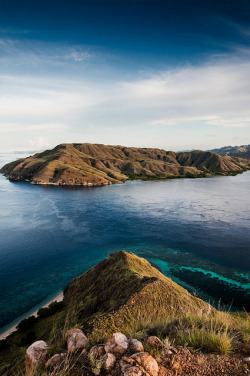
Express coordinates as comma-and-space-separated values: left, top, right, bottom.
102, 353, 116, 372
45, 353, 67, 368
65, 328, 88, 353
25, 340, 48, 374
129, 339, 144, 354
120, 352, 159, 376
145, 336, 163, 348
105, 332, 128, 356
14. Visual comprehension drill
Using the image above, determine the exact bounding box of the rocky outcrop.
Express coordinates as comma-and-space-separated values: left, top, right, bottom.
1, 143, 249, 186
27, 332, 161, 375
24, 330, 250, 376
25, 340, 48, 374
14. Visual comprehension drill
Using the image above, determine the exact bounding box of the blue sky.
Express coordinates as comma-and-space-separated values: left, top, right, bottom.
0, 0, 250, 151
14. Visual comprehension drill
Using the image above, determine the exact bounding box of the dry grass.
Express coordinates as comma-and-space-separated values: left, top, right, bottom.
0, 252, 249, 375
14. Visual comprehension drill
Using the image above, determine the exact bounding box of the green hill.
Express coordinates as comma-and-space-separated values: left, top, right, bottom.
0, 251, 213, 373
0, 251, 249, 375
1, 143, 250, 186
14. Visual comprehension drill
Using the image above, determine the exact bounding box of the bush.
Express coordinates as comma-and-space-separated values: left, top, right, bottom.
177, 329, 233, 355
18, 330, 36, 347
37, 301, 65, 318
0, 339, 7, 351
17, 316, 36, 332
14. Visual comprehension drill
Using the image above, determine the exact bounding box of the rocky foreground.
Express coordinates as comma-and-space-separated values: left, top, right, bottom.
1, 143, 250, 186
26, 330, 250, 376
0, 252, 249, 375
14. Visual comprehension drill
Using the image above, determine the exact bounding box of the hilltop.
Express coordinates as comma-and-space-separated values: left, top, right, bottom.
0, 251, 249, 375
208, 144, 250, 160
1, 143, 250, 186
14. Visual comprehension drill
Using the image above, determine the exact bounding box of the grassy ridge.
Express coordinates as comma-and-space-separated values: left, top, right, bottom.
0, 251, 249, 375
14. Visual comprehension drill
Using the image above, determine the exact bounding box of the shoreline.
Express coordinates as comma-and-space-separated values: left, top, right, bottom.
0, 291, 63, 341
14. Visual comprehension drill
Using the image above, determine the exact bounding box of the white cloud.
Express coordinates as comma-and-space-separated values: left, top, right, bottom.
25, 123, 68, 131
0, 50, 250, 151
28, 137, 50, 150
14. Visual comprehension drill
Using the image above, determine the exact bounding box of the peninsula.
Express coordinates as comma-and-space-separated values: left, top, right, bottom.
1, 143, 250, 186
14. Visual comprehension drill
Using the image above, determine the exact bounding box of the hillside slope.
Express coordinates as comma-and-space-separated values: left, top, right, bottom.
63, 251, 213, 339
0, 251, 214, 373
1, 143, 249, 186
208, 144, 250, 160
0, 251, 249, 376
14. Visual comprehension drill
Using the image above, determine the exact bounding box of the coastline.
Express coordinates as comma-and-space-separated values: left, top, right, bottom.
0, 291, 63, 341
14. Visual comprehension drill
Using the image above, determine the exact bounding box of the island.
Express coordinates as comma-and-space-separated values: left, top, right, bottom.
1, 143, 250, 186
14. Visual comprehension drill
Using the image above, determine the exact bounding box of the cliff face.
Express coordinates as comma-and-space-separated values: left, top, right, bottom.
1, 143, 250, 186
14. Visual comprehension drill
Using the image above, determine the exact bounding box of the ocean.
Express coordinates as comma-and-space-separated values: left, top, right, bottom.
0, 153, 249, 334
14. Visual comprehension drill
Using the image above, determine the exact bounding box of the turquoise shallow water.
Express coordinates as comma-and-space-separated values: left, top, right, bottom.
0, 153, 249, 333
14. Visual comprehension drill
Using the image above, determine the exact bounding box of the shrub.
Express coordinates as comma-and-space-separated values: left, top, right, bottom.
17, 316, 36, 332
37, 301, 65, 318
177, 329, 233, 355
18, 330, 36, 347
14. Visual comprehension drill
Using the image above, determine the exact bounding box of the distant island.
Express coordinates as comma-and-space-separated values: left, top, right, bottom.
1, 143, 250, 186
208, 144, 250, 160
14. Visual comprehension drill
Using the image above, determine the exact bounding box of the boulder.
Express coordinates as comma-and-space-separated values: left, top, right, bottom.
89, 344, 106, 358
45, 353, 67, 369
120, 352, 159, 376
145, 336, 163, 348
105, 332, 128, 356
65, 328, 88, 353
102, 353, 116, 372
25, 340, 48, 374
129, 339, 144, 354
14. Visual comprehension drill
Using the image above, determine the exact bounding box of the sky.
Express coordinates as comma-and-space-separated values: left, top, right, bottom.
0, 0, 250, 152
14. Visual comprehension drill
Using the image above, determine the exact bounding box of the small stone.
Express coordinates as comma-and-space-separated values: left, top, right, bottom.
129, 339, 144, 354
25, 340, 48, 374
102, 353, 116, 372
45, 353, 67, 368
65, 328, 88, 353
105, 332, 128, 356
145, 336, 163, 348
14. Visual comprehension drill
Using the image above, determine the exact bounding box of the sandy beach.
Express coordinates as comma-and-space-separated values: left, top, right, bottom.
0, 292, 64, 340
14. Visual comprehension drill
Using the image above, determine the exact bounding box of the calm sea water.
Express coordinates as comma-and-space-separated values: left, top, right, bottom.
0, 153, 249, 333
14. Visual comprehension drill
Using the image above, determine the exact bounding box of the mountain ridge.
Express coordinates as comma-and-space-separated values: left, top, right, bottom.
208, 144, 250, 160
1, 143, 250, 186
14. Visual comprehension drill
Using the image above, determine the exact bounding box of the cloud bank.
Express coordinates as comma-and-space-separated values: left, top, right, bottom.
0, 50, 250, 151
